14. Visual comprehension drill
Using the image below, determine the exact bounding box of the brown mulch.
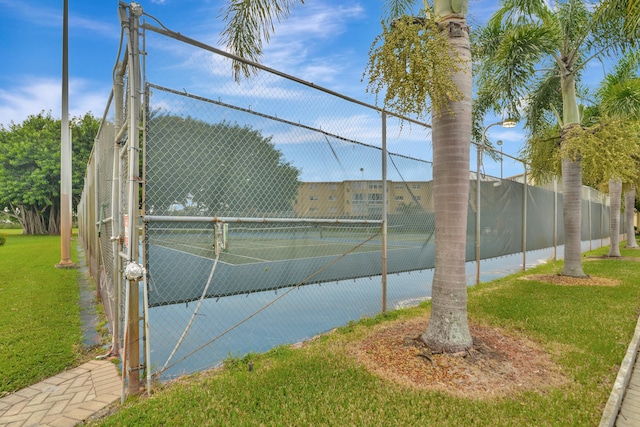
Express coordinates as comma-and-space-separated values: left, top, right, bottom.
349, 317, 569, 399
519, 274, 621, 287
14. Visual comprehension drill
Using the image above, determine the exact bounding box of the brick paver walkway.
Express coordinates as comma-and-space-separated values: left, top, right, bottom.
0, 360, 120, 427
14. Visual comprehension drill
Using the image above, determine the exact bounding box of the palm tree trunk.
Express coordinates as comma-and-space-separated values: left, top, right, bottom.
561, 158, 586, 275
422, 17, 473, 353
625, 188, 639, 248
608, 178, 622, 257
560, 75, 586, 277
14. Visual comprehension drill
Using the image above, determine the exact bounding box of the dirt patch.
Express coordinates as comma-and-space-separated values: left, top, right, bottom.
349, 317, 568, 399
519, 274, 620, 286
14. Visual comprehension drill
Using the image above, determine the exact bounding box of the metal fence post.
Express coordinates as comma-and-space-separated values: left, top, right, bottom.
381, 112, 387, 315
124, 2, 142, 394
475, 143, 481, 285
553, 176, 558, 261
522, 166, 527, 271
587, 189, 593, 250
113, 64, 125, 355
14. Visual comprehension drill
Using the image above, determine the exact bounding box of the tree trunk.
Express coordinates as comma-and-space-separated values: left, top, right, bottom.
608, 178, 622, 257
560, 75, 586, 277
422, 17, 473, 353
561, 157, 586, 276
47, 204, 60, 235
16, 206, 50, 235
625, 188, 638, 248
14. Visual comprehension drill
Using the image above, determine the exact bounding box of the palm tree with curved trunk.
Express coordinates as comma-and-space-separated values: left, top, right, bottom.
475, 0, 639, 276
221, 0, 474, 352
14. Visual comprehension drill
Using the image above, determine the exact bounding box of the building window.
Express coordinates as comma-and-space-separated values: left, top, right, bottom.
328, 207, 337, 213
351, 182, 366, 190
328, 184, 337, 190
412, 184, 421, 189
369, 182, 382, 189
395, 184, 404, 189
328, 196, 337, 201
310, 195, 318, 201
368, 193, 382, 204
395, 196, 404, 201
309, 207, 318, 212
309, 184, 318, 189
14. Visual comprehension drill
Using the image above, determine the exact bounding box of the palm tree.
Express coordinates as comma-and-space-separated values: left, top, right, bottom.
221, 0, 474, 352
608, 178, 623, 257
413, 1, 474, 353
475, 0, 639, 277
625, 190, 639, 248
596, 51, 640, 249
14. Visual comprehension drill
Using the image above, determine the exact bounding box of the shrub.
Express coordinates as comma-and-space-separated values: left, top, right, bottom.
0, 233, 6, 246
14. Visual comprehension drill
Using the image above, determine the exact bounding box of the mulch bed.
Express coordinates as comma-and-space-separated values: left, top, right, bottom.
349, 317, 568, 399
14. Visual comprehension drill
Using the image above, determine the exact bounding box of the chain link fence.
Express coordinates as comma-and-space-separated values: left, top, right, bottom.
78, 3, 613, 392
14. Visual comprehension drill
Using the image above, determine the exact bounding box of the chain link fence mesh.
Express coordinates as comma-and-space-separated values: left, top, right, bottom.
78, 14, 614, 385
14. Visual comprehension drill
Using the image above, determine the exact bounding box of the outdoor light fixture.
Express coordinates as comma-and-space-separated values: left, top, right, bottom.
501, 119, 517, 128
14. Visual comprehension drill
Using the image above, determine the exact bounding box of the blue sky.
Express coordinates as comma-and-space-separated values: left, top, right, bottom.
0, 0, 613, 179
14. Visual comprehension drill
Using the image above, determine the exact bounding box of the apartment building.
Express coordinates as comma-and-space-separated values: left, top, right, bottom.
294, 180, 434, 217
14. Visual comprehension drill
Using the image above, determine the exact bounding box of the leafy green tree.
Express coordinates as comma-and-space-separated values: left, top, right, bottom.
475, 0, 639, 277
145, 115, 300, 217
221, 0, 474, 352
0, 112, 98, 234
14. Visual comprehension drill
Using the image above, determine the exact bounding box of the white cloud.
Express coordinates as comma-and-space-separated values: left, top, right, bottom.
262, 2, 366, 82
141, 1, 371, 100
71, 14, 120, 39
0, 78, 110, 127
0, 0, 59, 28
0, 0, 117, 38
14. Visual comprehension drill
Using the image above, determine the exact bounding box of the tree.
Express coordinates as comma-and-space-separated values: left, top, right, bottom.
145, 115, 301, 217
221, 0, 474, 352
0, 112, 98, 234
522, 116, 640, 257
475, 0, 639, 277
596, 51, 640, 249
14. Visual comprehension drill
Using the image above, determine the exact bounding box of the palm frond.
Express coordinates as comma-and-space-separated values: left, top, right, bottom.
383, 0, 422, 23
596, 50, 640, 118
597, 0, 640, 36
494, 0, 554, 26
475, 20, 560, 126
599, 78, 640, 118
220, 0, 303, 81
524, 69, 562, 133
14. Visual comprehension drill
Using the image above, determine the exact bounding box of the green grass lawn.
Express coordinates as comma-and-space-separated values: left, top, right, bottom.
0, 232, 83, 396
89, 241, 640, 426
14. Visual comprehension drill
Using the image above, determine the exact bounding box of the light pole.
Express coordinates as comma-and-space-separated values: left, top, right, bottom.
56, 0, 76, 269
475, 120, 516, 284
497, 139, 503, 179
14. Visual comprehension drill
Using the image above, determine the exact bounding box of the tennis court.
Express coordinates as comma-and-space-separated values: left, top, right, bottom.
145, 221, 435, 307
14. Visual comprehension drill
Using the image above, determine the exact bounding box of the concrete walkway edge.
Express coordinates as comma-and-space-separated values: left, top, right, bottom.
599, 312, 640, 427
